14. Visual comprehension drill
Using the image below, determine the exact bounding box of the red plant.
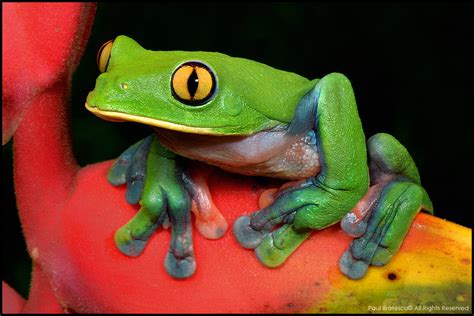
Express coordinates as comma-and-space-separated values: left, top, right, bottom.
2, 2, 471, 313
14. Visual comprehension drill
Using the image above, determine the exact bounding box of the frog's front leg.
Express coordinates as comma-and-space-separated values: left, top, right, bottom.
339, 133, 433, 279
234, 73, 369, 267
110, 135, 195, 279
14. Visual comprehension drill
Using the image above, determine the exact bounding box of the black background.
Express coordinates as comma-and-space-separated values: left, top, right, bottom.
2, 2, 472, 298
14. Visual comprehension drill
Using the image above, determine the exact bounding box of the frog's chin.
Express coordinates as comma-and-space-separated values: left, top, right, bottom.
85, 102, 219, 135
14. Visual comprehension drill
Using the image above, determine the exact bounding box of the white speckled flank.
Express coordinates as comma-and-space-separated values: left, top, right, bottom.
267, 130, 321, 179
155, 127, 321, 180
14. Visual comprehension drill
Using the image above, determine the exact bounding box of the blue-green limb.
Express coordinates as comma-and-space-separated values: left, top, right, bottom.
234, 73, 369, 269
339, 133, 433, 280
111, 135, 196, 279
108, 136, 150, 186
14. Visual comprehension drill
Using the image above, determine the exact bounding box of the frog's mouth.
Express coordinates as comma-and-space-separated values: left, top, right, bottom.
85, 101, 218, 135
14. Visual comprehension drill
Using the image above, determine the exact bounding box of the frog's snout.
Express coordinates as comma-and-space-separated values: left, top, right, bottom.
85, 92, 95, 108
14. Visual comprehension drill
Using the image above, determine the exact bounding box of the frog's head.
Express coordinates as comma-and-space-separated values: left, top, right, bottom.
86, 35, 315, 136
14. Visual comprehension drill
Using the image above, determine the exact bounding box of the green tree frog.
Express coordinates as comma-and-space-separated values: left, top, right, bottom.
86, 36, 433, 279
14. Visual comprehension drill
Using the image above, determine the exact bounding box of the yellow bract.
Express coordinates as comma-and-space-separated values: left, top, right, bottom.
310, 214, 472, 313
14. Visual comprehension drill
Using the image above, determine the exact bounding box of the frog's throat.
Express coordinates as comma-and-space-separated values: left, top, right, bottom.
85, 102, 218, 135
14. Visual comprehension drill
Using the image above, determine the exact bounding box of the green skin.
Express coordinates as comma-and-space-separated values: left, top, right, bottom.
86, 35, 433, 279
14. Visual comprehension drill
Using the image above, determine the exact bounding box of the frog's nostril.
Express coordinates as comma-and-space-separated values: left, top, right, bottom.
120, 83, 129, 90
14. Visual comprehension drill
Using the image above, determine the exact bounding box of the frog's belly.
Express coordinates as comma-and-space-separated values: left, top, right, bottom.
155, 128, 321, 180
208, 135, 321, 180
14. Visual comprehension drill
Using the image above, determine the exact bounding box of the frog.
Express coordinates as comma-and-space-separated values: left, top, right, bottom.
85, 35, 433, 280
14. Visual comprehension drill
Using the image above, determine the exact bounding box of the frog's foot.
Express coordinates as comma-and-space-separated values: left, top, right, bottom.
233, 178, 318, 268
115, 212, 167, 257
110, 135, 196, 279
113, 183, 168, 257
234, 217, 311, 268
339, 181, 431, 279
114, 183, 195, 279
258, 179, 308, 209
339, 133, 433, 279
111, 135, 158, 256
164, 191, 196, 279
192, 201, 228, 240
182, 167, 228, 240
340, 183, 385, 238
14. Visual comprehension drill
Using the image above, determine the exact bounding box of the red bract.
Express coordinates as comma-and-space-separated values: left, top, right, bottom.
2, 281, 25, 313
2, 2, 95, 145
2, 2, 471, 314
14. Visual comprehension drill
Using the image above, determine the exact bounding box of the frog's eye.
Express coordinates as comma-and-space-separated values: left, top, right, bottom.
97, 39, 114, 73
171, 62, 216, 106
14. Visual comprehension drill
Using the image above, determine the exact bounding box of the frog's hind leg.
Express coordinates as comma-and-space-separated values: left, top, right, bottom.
339, 133, 433, 279
234, 73, 369, 268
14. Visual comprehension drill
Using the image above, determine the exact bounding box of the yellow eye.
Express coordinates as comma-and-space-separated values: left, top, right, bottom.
171, 62, 216, 105
97, 39, 114, 73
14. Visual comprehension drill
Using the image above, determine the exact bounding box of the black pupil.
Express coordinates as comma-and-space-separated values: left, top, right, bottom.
171, 62, 216, 106
187, 69, 199, 98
